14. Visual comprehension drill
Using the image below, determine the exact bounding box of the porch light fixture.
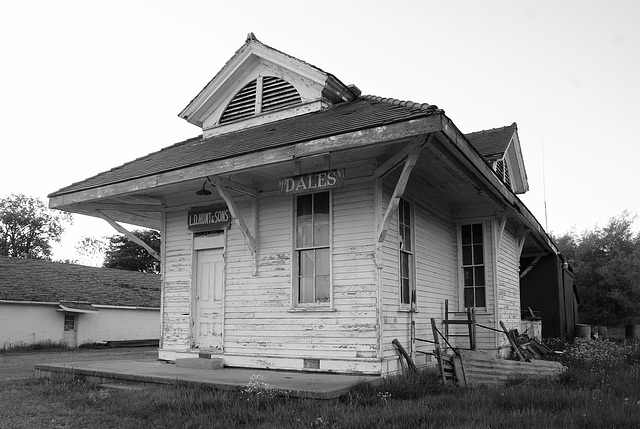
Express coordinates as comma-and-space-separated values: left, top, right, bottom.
195, 181, 212, 196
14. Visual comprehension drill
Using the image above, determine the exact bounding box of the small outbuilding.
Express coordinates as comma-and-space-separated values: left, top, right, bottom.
48, 34, 575, 374
0, 257, 160, 348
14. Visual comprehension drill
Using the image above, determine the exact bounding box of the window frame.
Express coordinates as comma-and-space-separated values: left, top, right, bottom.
458, 221, 488, 310
398, 198, 415, 310
292, 190, 333, 309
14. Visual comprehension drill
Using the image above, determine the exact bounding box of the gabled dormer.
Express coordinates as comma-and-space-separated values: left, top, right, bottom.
465, 122, 529, 194
179, 33, 360, 138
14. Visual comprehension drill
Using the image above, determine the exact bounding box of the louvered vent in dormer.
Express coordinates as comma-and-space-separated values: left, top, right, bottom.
219, 76, 301, 124
495, 159, 512, 190
262, 76, 301, 113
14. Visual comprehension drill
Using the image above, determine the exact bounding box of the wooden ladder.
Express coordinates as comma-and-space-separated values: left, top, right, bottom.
442, 299, 477, 351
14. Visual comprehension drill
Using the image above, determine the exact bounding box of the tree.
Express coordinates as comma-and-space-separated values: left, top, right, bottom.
555, 211, 640, 326
103, 229, 161, 273
0, 194, 73, 259
74, 235, 108, 267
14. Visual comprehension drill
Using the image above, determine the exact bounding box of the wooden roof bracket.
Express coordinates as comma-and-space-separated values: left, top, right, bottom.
93, 210, 161, 261
209, 176, 259, 276
375, 137, 429, 267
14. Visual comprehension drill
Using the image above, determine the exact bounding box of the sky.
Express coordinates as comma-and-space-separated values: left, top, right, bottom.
1, 0, 639, 263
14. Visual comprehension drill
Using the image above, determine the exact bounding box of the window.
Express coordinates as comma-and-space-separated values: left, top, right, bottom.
63, 314, 75, 331
461, 223, 486, 308
295, 192, 331, 304
399, 199, 414, 306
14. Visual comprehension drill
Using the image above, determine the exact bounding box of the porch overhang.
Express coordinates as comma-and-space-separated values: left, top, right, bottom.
48, 109, 557, 257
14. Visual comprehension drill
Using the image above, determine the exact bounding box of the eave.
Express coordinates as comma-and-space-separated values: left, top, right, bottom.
49, 111, 556, 256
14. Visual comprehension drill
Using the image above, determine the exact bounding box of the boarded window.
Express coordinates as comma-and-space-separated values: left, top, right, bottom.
461, 223, 486, 308
295, 192, 331, 304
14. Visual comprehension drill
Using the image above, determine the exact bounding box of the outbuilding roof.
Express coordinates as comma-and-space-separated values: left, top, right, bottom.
0, 257, 160, 308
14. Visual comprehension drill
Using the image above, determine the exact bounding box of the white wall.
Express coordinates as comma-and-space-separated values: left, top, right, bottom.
0, 303, 64, 348
0, 303, 159, 348
78, 307, 160, 344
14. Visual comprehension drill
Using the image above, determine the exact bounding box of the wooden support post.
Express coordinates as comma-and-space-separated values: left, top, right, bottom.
431, 318, 447, 384
212, 179, 258, 275
376, 147, 421, 243
94, 211, 160, 261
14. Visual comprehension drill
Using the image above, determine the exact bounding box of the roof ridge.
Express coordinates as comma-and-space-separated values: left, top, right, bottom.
466, 122, 517, 136
361, 94, 439, 112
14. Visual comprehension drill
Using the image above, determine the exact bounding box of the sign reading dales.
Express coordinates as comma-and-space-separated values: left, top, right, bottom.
188, 204, 231, 232
279, 169, 345, 195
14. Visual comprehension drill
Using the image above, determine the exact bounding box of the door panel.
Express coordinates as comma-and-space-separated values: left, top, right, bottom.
194, 248, 224, 350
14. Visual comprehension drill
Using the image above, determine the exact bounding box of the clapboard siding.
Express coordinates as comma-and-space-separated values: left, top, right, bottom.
413, 202, 457, 355
221, 180, 379, 360
496, 223, 521, 349
162, 209, 192, 348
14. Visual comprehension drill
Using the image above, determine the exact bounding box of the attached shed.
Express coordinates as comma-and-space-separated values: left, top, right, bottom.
48, 34, 573, 374
0, 257, 160, 348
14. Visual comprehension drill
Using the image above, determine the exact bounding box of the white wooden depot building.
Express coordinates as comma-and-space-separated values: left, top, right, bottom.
48, 34, 570, 375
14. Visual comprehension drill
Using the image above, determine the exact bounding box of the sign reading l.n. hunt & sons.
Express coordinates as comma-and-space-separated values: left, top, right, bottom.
188, 204, 231, 232
279, 169, 345, 194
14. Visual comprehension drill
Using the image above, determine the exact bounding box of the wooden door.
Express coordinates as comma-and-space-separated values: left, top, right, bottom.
194, 248, 224, 350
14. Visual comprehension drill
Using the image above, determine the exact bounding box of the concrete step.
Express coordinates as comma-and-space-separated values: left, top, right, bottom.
175, 357, 224, 370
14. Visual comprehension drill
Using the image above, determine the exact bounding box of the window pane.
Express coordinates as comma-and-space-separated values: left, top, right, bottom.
474, 266, 485, 286
475, 287, 486, 307
472, 223, 483, 244
299, 276, 314, 303
464, 267, 474, 286
314, 192, 329, 216
473, 244, 484, 264
314, 220, 329, 246
404, 201, 411, 226
300, 250, 314, 276
315, 248, 330, 275
462, 245, 472, 265
297, 194, 312, 220
401, 278, 411, 304
297, 221, 313, 248
316, 275, 330, 302
464, 288, 474, 308
461, 224, 471, 245
403, 226, 412, 251
400, 252, 410, 278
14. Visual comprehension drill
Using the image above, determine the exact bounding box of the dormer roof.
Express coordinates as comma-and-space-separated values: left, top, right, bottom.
466, 122, 529, 194
178, 33, 360, 137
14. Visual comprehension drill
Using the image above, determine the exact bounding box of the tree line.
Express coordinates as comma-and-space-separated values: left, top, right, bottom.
2, 193, 639, 325
0, 194, 160, 273
554, 211, 640, 326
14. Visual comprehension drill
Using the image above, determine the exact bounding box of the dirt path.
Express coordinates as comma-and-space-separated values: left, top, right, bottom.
0, 347, 158, 382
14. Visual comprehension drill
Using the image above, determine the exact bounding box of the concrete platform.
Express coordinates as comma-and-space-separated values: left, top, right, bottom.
34, 359, 381, 400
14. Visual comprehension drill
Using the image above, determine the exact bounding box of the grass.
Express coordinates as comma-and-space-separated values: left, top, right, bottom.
0, 340, 71, 353
1, 339, 640, 428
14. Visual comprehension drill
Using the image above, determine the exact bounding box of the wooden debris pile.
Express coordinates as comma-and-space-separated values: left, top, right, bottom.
431, 319, 565, 387
509, 331, 556, 361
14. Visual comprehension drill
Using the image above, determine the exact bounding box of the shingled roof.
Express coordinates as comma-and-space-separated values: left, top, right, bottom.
465, 123, 518, 164
49, 97, 440, 197
0, 257, 160, 308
